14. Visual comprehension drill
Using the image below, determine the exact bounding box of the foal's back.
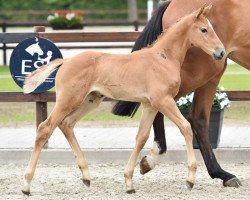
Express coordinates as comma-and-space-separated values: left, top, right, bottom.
57, 47, 174, 102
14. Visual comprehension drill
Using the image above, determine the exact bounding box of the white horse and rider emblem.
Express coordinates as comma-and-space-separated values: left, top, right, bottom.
25, 37, 53, 70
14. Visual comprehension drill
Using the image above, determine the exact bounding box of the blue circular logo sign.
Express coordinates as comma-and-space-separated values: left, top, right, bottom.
10, 37, 62, 93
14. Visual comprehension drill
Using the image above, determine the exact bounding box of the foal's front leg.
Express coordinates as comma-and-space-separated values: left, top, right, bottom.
154, 97, 197, 190
124, 103, 157, 193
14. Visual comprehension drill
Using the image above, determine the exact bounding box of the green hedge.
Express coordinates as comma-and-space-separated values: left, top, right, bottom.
0, 0, 147, 21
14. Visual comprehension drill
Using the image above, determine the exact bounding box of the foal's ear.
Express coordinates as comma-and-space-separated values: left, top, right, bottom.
203, 4, 213, 16
196, 4, 212, 19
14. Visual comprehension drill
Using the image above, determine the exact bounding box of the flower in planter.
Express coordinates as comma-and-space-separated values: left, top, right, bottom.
47, 10, 84, 29
176, 86, 230, 111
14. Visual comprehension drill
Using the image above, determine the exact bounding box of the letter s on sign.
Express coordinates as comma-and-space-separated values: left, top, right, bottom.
34, 60, 45, 69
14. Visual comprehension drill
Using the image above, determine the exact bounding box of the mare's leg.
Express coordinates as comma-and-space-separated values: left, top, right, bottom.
140, 112, 166, 174
190, 77, 241, 187
154, 97, 197, 189
153, 113, 167, 154
59, 92, 104, 186
124, 103, 157, 193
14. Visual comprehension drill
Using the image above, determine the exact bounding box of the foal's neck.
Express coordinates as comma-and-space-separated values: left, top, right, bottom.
153, 16, 192, 66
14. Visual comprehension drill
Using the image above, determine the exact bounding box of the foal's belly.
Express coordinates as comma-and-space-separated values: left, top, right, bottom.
90, 84, 149, 103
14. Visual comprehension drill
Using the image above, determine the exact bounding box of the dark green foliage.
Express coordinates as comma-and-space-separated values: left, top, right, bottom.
0, 0, 147, 21
48, 14, 83, 29
49, 16, 77, 29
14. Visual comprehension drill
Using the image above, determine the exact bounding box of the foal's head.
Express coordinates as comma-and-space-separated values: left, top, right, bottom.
188, 5, 225, 60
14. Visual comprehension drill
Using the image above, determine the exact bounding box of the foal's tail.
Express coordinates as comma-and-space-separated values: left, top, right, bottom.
111, 1, 171, 117
23, 59, 64, 94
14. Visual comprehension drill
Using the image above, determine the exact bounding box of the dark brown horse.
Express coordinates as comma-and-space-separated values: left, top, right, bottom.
112, 0, 249, 187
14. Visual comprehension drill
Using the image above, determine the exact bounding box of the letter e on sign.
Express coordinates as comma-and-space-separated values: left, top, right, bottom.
21, 60, 33, 75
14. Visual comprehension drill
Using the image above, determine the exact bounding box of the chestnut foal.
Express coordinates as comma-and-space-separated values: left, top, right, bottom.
22, 6, 224, 194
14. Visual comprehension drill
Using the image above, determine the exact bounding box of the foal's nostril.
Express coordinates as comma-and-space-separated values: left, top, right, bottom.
220, 50, 225, 58
213, 48, 226, 60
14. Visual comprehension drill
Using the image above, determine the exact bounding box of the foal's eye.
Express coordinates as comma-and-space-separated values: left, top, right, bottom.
200, 27, 208, 33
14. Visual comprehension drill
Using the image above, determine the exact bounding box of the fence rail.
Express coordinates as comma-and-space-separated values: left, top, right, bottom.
0, 29, 141, 65
0, 20, 146, 32
0, 31, 140, 43
0, 9, 147, 16
0, 91, 249, 128
0, 92, 118, 103
1, 91, 250, 102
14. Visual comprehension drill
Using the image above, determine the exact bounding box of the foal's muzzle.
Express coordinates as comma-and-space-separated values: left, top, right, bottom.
213, 48, 226, 60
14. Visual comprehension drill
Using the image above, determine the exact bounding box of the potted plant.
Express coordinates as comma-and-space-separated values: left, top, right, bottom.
47, 10, 84, 30
176, 87, 230, 149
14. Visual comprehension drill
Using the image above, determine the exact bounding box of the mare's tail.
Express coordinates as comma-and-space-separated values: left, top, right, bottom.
111, 1, 171, 117
23, 58, 64, 94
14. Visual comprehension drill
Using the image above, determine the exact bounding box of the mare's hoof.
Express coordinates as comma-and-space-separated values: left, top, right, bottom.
140, 156, 152, 175
186, 180, 194, 191
21, 190, 30, 196
82, 179, 91, 187
223, 177, 242, 188
126, 189, 136, 194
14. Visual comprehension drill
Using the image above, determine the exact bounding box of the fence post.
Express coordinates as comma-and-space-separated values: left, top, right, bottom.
128, 0, 138, 22
33, 26, 49, 148
33, 26, 45, 34
3, 22, 7, 65
36, 101, 48, 128
134, 20, 139, 31
3, 43, 7, 65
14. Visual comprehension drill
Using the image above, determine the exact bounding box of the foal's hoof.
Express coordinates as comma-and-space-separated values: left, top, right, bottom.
186, 180, 194, 191
140, 156, 152, 175
21, 189, 30, 196
223, 177, 242, 188
126, 189, 136, 194
82, 179, 91, 187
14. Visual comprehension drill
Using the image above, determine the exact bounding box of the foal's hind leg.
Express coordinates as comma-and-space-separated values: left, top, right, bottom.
140, 112, 166, 175
59, 93, 104, 187
21, 91, 87, 195
154, 97, 197, 190
22, 103, 74, 195
124, 103, 157, 193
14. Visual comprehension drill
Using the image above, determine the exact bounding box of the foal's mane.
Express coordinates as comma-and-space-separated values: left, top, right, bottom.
147, 12, 206, 49
146, 14, 192, 49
